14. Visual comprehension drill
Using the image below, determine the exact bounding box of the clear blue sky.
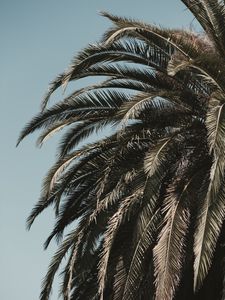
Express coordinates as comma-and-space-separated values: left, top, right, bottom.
1, 1, 195, 299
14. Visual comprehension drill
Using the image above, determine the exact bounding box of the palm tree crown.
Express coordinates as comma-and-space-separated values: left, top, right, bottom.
18, 1, 225, 299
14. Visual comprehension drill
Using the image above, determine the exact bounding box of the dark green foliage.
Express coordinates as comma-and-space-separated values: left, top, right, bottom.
19, 1, 225, 299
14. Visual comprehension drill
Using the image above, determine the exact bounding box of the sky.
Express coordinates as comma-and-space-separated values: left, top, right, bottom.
1, 1, 195, 299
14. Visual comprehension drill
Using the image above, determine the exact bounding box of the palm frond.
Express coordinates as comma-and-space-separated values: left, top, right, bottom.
121, 207, 160, 300
153, 173, 192, 300
89, 169, 137, 224
98, 188, 144, 300
144, 132, 179, 178
58, 118, 113, 157
17, 89, 129, 146
101, 12, 209, 58
26, 139, 117, 229
193, 165, 225, 291
206, 94, 225, 155
36, 118, 76, 147
181, 0, 225, 55
39, 225, 83, 300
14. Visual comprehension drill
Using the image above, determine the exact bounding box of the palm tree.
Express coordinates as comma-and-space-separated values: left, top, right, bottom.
18, 1, 225, 299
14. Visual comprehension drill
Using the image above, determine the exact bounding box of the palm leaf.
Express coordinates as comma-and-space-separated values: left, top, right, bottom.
153, 175, 192, 300
36, 118, 75, 147
144, 132, 179, 177
181, 0, 225, 55
193, 164, 225, 291
206, 95, 225, 155
101, 12, 207, 58
121, 207, 160, 300
39, 225, 84, 300
98, 188, 144, 300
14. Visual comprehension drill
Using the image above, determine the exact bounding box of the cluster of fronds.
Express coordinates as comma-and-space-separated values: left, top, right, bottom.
18, 1, 225, 299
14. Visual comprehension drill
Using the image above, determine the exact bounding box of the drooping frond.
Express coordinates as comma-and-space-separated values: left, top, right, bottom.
17, 89, 129, 146
121, 206, 160, 300
98, 186, 144, 300
193, 168, 225, 291
144, 131, 181, 178
39, 225, 84, 300
153, 162, 200, 300
36, 118, 75, 147
206, 93, 225, 155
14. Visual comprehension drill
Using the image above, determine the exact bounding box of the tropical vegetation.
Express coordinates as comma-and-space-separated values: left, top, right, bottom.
18, 1, 225, 299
